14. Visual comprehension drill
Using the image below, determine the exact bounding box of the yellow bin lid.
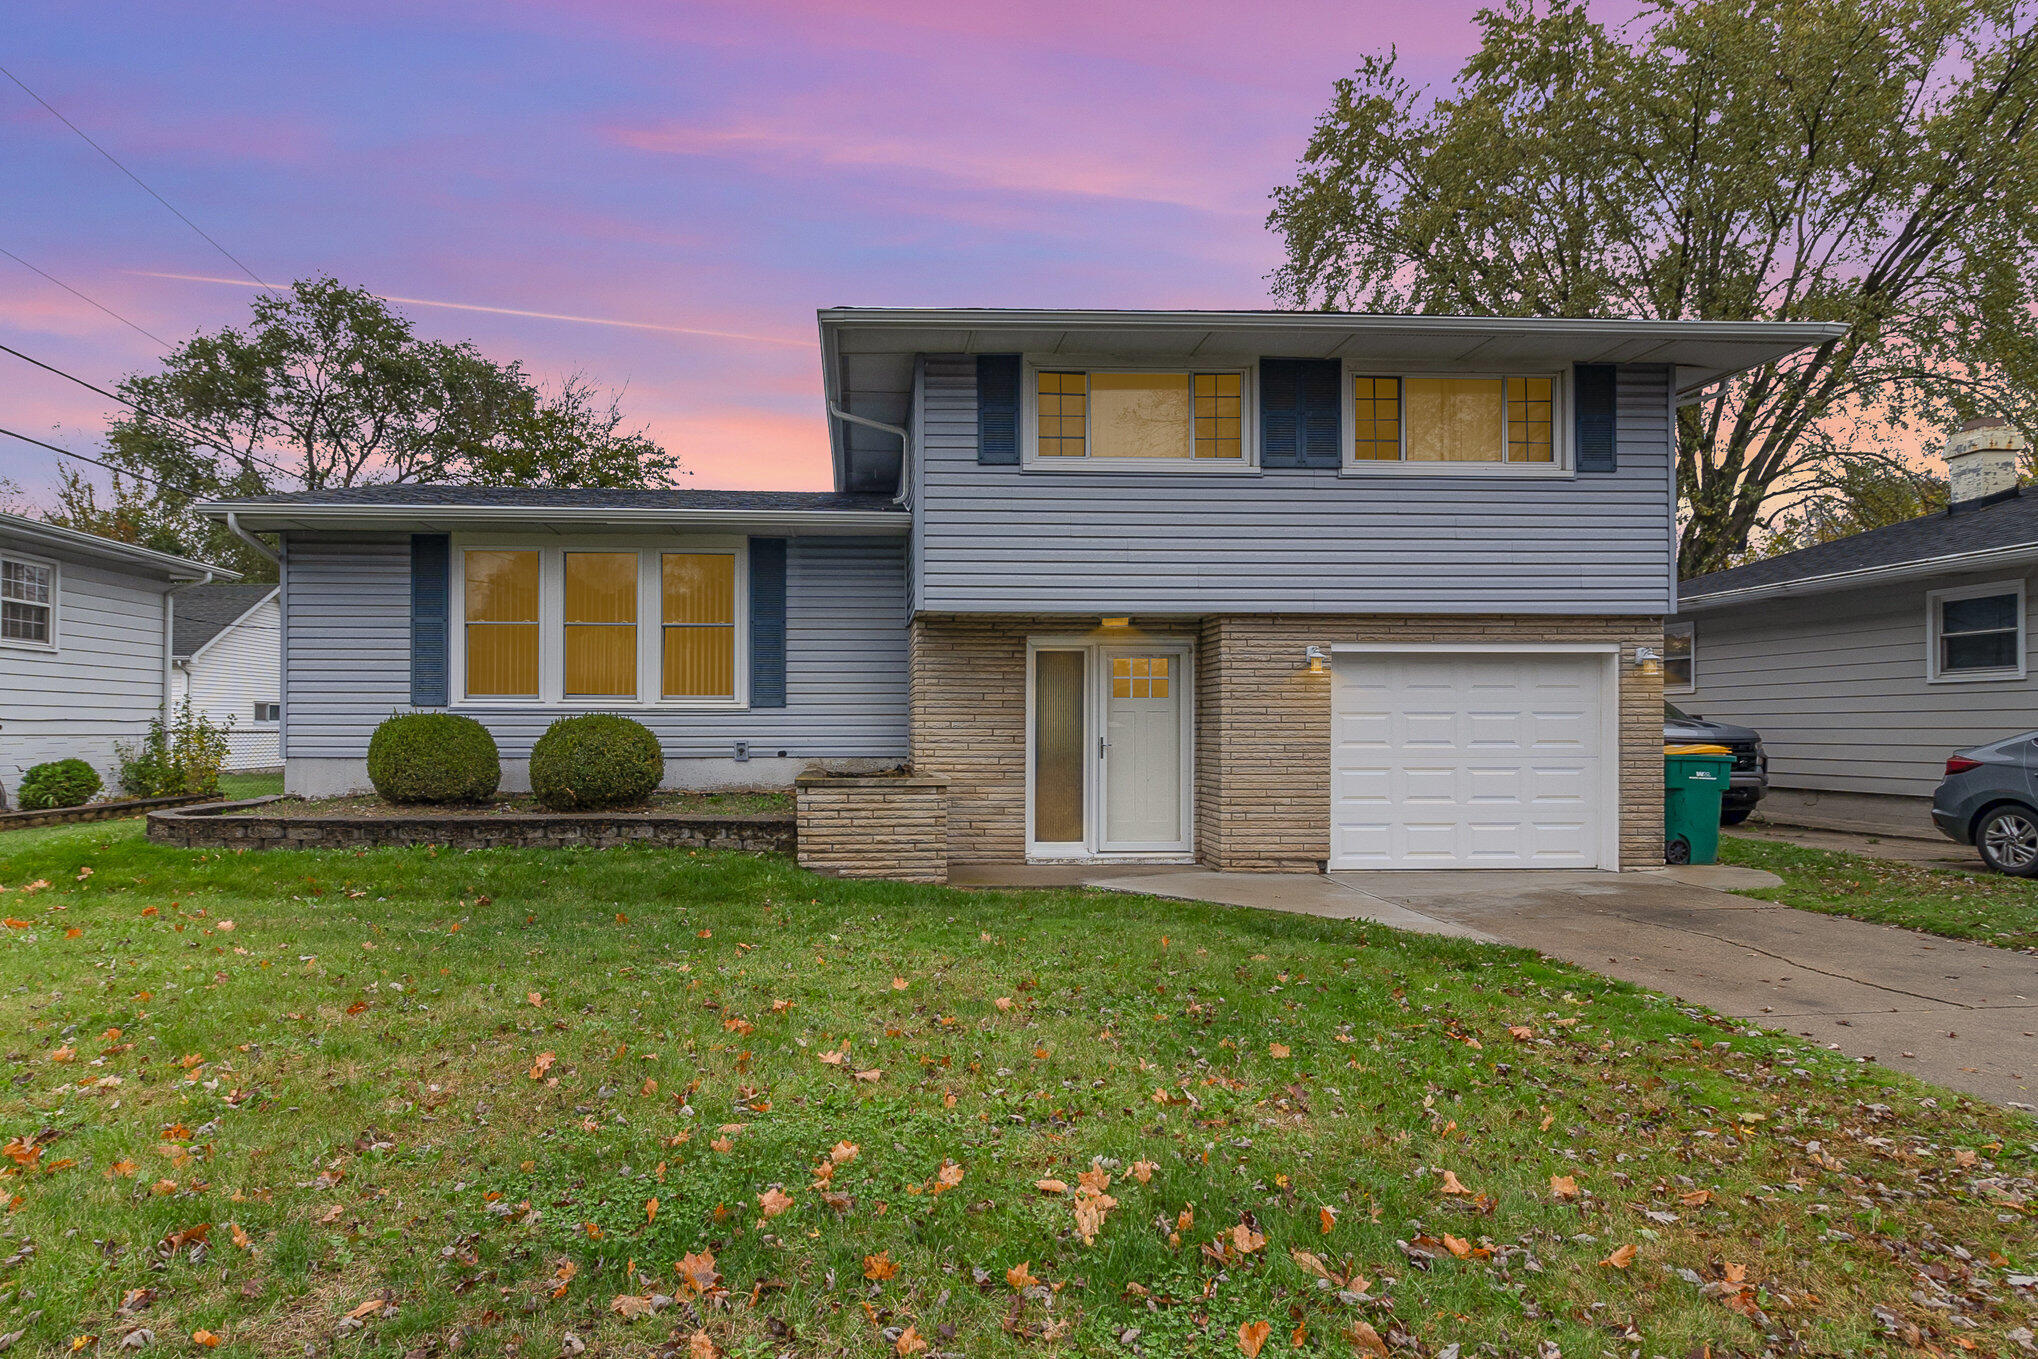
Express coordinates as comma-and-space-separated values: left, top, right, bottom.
1664, 743, 1733, 756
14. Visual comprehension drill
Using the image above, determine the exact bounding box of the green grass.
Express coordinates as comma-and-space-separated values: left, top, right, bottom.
1721, 835, 2038, 951
216, 770, 285, 800
1, 826, 2032, 1358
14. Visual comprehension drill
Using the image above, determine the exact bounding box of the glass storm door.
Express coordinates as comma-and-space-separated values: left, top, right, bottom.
1029, 644, 1190, 858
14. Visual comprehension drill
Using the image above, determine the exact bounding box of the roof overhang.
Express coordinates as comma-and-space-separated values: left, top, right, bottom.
176, 585, 280, 663
1679, 542, 2038, 613
818, 307, 1850, 492
195, 501, 909, 537
0, 513, 237, 581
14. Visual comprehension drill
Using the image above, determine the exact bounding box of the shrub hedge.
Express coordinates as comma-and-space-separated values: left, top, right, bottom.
366, 712, 501, 804
528, 714, 662, 811
17, 758, 102, 811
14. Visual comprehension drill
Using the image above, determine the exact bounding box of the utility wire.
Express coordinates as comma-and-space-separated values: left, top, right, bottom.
0, 339, 301, 486
0, 424, 206, 498
0, 245, 171, 347
1, 62, 273, 290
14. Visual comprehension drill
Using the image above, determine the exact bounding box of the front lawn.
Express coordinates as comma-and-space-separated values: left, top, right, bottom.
1, 827, 2032, 1358
1720, 835, 2038, 952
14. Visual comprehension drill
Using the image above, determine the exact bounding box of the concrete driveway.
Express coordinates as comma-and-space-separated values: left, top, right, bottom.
1061, 866, 2038, 1110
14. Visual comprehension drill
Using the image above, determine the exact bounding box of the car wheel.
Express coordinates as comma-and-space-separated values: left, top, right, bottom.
1975, 805, 2038, 876
1719, 808, 1752, 827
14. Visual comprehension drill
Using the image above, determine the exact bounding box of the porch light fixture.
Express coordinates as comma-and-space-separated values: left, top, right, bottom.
1100, 616, 1131, 629
1634, 645, 1664, 676
1304, 645, 1330, 674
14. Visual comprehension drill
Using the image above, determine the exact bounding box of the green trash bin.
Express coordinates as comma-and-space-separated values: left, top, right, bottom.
1663, 744, 1734, 865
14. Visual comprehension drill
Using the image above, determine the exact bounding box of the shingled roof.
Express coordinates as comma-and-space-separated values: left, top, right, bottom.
1681, 489, 2038, 606
171, 584, 275, 658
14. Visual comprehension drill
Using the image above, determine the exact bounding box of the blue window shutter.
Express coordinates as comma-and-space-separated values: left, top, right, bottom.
976, 354, 1021, 464
749, 537, 787, 709
1574, 364, 1618, 473
1259, 358, 1341, 469
409, 534, 449, 707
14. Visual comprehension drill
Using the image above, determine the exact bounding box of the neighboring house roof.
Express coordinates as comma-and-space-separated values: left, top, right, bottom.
0, 510, 238, 581
198, 486, 908, 535
1680, 490, 2038, 610
172, 583, 277, 659
818, 307, 1851, 494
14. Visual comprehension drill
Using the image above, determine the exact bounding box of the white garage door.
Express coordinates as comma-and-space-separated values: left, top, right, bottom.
1330, 649, 1610, 869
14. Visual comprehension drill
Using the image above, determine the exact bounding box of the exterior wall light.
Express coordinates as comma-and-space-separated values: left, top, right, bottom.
1100, 616, 1131, 629
1304, 645, 1330, 674
1634, 646, 1663, 676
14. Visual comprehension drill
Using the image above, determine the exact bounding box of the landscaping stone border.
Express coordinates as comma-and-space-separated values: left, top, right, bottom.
146, 796, 796, 853
0, 792, 216, 833
795, 773, 949, 883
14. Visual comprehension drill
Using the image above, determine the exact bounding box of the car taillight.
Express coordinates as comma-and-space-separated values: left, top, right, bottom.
1945, 756, 1983, 775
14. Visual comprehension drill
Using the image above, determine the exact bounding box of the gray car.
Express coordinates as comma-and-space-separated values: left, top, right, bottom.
1932, 731, 2038, 875
1664, 702, 1768, 825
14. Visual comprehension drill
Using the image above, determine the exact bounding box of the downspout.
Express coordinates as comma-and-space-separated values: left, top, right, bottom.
224, 512, 281, 567
162, 570, 216, 724
829, 405, 912, 506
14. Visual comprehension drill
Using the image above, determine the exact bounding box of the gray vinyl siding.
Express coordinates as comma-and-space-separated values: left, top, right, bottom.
0, 535, 172, 801
912, 356, 1676, 615
1674, 567, 2038, 797
281, 533, 908, 761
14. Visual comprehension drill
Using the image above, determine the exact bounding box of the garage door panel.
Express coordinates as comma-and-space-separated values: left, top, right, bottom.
1330, 651, 1610, 870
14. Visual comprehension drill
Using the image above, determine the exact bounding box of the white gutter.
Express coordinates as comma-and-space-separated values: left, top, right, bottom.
0, 511, 239, 580
195, 502, 909, 534
828, 404, 912, 506
161, 570, 217, 724
224, 511, 281, 565
1679, 540, 2038, 612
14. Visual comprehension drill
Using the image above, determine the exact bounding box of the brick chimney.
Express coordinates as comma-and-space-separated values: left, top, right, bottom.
1943, 416, 2026, 511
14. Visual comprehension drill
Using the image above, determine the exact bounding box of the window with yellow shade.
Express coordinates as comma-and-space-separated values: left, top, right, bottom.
1034, 369, 1246, 463
464, 550, 540, 698
661, 553, 736, 699
563, 552, 637, 698
1351, 373, 1561, 467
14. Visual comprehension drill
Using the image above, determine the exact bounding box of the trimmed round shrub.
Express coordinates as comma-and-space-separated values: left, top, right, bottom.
17, 758, 102, 811
366, 712, 501, 804
529, 714, 663, 811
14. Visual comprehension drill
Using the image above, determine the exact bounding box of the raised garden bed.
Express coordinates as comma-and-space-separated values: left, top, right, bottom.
147, 794, 795, 853
0, 792, 218, 833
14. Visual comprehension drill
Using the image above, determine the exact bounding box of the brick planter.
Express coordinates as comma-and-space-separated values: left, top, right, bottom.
795, 773, 949, 884
147, 796, 796, 854
0, 792, 216, 833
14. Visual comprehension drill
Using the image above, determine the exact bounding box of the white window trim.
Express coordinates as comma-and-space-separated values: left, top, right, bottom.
450, 534, 750, 710
253, 702, 281, 726
1339, 364, 1574, 477
0, 550, 59, 653
1663, 621, 1695, 694
1019, 357, 1259, 473
1926, 578, 2026, 684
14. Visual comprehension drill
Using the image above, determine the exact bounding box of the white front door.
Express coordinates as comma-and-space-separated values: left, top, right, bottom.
1329, 647, 1614, 869
1028, 641, 1191, 859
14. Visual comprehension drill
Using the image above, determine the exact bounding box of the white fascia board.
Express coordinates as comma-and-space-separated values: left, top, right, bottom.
193, 502, 911, 536
0, 512, 240, 580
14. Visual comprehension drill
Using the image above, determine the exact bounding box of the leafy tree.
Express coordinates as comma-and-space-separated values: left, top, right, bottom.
99, 275, 681, 511
36, 466, 277, 579
1268, 0, 2038, 576
1740, 460, 1949, 561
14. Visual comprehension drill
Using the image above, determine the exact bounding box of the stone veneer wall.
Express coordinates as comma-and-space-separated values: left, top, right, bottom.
911, 614, 1664, 872
794, 774, 949, 883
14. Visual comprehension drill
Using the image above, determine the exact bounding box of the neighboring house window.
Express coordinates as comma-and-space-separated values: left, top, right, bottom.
1662, 623, 1694, 693
0, 555, 55, 647
253, 702, 281, 723
458, 543, 745, 705
1928, 580, 2026, 682
1029, 367, 1247, 466
1348, 372, 1561, 469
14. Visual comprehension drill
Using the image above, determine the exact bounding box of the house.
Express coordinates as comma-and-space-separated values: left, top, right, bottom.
1671, 416, 2038, 835
0, 511, 238, 807
169, 583, 283, 771
198, 308, 1840, 871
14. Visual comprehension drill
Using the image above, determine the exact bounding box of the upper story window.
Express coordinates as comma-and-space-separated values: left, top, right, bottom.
1030, 367, 1247, 467
1349, 373, 1562, 470
1928, 580, 2025, 682
459, 541, 745, 705
1, 554, 55, 648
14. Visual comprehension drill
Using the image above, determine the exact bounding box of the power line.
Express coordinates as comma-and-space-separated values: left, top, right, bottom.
0, 339, 301, 485
0, 424, 206, 498
0, 245, 171, 347
1, 62, 273, 290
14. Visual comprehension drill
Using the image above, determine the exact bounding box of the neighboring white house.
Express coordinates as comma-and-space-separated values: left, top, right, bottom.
1672, 416, 2038, 835
0, 511, 238, 808
169, 584, 282, 771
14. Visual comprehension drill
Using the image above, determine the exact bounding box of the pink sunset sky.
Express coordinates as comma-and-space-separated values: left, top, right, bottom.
5, 0, 1582, 501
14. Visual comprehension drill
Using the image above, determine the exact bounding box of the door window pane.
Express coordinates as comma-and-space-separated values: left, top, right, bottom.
1033, 650, 1085, 843
564, 552, 638, 697
465, 550, 539, 697
661, 553, 736, 698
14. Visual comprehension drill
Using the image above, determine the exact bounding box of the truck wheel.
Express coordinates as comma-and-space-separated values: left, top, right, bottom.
1665, 837, 1691, 865
1975, 805, 2038, 877
1719, 808, 1752, 827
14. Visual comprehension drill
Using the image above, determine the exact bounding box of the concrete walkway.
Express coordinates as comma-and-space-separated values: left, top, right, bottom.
951, 863, 2038, 1109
